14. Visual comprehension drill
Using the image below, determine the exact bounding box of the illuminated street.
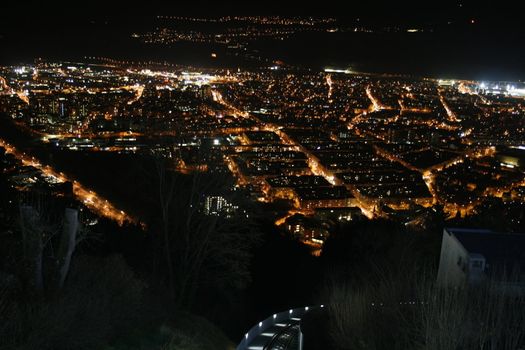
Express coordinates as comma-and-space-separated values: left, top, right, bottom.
1, 59, 524, 246
0, 138, 139, 226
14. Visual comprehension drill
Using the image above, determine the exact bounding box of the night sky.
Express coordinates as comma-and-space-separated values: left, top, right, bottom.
1, 0, 524, 80
0, 0, 521, 26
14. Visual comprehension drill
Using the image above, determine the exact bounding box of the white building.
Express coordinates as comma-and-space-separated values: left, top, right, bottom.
203, 195, 238, 218
437, 228, 525, 289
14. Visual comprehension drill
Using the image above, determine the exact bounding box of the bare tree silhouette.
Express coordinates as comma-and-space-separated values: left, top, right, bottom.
152, 158, 260, 309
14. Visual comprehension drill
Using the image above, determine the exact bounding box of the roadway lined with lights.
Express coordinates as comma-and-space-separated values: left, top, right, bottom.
0, 75, 29, 104
213, 88, 378, 219
3, 64, 524, 238
213, 76, 525, 225
0, 138, 140, 226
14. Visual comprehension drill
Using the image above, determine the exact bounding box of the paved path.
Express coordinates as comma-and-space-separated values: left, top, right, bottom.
245, 317, 301, 350
237, 306, 316, 350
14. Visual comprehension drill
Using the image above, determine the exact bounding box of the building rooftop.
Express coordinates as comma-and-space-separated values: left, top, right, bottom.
446, 228, 525, 275
294, 186, 354, 201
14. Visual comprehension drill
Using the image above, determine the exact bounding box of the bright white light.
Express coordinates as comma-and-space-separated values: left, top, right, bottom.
14, 67, 28, 75
509, 88, 525, 96
324, 68, 352, 74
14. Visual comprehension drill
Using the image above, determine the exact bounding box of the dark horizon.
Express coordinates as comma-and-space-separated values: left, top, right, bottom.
1, 9, 525, 81
1, 0, 524, 28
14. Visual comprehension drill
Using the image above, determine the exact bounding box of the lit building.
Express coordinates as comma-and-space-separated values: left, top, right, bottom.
292, 186, 357, 210
283, 213, 329, 244
203, 195, 238, 217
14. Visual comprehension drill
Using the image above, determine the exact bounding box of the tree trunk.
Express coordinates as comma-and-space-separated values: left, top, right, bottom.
19, 206, 44, 292
56, 208, 78, 290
